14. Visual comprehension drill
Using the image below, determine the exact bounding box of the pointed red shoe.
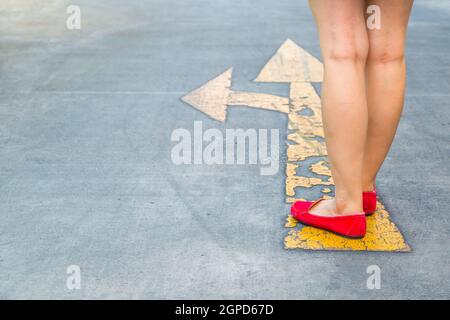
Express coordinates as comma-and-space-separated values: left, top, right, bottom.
290, 199, 366, 238
363, 188, 377, 216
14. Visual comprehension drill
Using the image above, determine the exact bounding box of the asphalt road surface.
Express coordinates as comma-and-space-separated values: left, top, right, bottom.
0, 0, 449, 299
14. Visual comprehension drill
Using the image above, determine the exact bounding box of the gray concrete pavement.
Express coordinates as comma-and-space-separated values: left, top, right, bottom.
0, 0, 449, 299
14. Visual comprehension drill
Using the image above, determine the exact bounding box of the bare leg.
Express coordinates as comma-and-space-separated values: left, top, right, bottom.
362, 0, 414, 191
308, 0, 368, 216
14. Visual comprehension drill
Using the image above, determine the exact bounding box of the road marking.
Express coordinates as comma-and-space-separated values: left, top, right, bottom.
181, 68, 289, 122
181, 38, 410, 252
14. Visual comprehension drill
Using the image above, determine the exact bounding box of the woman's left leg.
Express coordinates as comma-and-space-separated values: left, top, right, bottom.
362, 0, 414, 191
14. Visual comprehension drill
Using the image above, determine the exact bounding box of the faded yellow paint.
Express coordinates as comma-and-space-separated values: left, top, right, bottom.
182, 68, 289, 123
310, 160, 332, 177
286, 197, 302, 204
285, 81, 330, 196
228, 91, 289, 114
182, 68, 232, 122
254, 38, 323, 83
285, 163, 332, 196
285, 215, 299, 228
286, 175, 333, 196
287, 82, 327, 169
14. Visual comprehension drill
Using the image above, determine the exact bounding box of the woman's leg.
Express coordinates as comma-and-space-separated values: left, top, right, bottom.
362, 0, 414, 191
308, 0, 368, 216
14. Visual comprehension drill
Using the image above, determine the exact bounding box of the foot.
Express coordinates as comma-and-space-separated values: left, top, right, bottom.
308, 198, 338, 217
308, 198, 361, 217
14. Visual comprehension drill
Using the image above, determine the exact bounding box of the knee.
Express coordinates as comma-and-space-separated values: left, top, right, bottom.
368, 47, 405, 64
368, 36, 406, 64
323, 41, 368, 65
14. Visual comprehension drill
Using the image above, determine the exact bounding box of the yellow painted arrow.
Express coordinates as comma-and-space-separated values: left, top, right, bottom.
181, 68, 289, 122
181, 39, 410, 252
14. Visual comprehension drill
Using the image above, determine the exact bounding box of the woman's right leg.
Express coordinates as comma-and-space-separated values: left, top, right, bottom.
308, 0, 369, 216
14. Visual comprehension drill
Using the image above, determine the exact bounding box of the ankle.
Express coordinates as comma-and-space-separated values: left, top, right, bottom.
334, 197, 363, 214
362, 181, 376, 192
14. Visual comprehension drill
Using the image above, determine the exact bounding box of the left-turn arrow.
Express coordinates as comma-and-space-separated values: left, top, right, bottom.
181, 68, 289, 122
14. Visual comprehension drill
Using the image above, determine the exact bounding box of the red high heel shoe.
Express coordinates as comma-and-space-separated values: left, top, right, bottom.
290, 199, 366, 238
